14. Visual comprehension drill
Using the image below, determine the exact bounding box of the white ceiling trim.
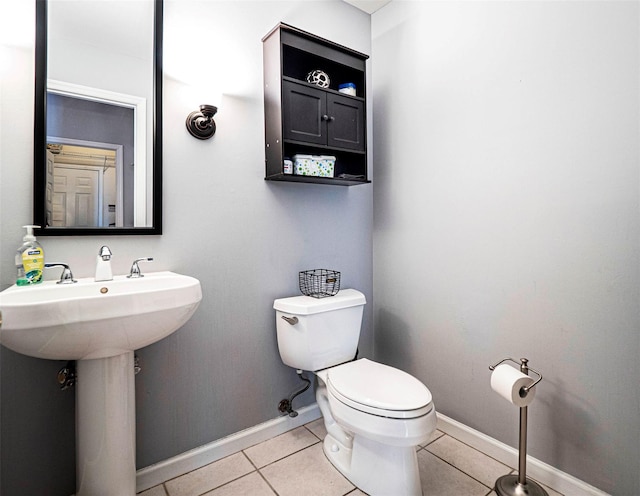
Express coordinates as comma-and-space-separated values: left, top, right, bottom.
343, 0, 392, 15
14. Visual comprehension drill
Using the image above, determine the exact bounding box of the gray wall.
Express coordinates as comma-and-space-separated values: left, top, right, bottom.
0, 2, 372, 494
371, 2, 639, 495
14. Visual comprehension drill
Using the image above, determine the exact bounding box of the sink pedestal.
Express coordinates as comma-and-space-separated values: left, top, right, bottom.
76, 352, 136, 495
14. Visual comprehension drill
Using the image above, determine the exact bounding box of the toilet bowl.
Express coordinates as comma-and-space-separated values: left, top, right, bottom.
317, 359, 436, 495
274, 289, 437, 496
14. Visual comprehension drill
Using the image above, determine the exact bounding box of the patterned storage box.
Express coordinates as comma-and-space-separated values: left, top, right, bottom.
292, 154, 336, 177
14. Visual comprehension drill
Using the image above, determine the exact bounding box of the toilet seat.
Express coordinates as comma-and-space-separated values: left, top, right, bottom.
325, 359, 433, 419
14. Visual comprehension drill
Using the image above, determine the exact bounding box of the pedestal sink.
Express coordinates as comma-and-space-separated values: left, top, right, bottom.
0, 271, 202, 495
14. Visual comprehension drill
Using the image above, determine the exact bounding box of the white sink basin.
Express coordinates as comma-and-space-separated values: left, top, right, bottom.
0, 271, 202, 360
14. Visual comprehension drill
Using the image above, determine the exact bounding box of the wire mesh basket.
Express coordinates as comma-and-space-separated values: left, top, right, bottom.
299, 269, 341, 298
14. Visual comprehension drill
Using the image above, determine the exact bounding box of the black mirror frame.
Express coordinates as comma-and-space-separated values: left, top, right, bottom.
33, 0, 163, 236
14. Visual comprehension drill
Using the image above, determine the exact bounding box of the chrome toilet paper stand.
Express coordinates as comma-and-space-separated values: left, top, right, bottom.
489, 357, 548, 496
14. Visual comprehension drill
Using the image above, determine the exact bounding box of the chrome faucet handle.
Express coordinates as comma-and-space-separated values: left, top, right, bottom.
45, 263, 77, 284
127, 257, 154, 278
98, 245, 112, 261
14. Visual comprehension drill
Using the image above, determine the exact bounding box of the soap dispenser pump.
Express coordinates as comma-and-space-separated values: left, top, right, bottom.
15, 225, 45, 286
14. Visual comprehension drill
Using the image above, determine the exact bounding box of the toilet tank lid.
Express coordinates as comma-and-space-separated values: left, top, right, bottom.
274, 289, 366, 315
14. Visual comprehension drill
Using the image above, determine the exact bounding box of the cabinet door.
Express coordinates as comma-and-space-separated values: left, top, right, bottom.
282, 81, 326, 145
327, 93, 365, 151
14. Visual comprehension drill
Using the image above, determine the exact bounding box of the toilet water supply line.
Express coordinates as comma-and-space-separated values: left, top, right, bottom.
278, 369, 311, 417
489, 357, 548, 496
276, 347, 359, 418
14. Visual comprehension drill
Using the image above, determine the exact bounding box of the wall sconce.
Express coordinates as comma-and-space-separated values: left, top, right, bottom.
186, 104, 218, 140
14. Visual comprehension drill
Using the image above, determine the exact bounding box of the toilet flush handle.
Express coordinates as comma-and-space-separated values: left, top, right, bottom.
281, 315, 299, 325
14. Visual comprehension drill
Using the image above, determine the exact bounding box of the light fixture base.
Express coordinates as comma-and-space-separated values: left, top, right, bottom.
186, 104, 218, 140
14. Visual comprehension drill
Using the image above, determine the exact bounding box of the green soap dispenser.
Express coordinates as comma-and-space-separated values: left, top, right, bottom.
15, 225, 45, 286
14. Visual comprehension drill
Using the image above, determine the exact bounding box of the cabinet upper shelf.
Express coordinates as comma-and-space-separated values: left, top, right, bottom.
282, 76, 365, 102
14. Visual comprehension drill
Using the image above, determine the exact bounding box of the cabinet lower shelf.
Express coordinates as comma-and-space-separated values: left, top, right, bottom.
265, 173, 370, 186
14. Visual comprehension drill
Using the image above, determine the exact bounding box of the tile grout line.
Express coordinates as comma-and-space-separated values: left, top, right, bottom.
302, 422, 325, 441
241, 449, 260, 471
202, 451, 270, 496
249, 438, 322, 471
256, 467, 281, 496
421, 430, 446, 449
242, 448, 281, 496
440, 431, 517, 472
168, 451, 261, 496
428, 452, 494, 493
423, 434, 496, 492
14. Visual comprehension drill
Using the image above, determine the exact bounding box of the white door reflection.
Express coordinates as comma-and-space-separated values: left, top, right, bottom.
46, 142, 122, 227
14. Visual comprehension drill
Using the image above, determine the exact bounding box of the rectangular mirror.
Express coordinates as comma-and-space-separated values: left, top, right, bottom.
34, 0, 163, 235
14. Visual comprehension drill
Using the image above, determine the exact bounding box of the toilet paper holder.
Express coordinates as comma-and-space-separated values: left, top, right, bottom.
489, 357, 543, 396
488, 357, 548, 496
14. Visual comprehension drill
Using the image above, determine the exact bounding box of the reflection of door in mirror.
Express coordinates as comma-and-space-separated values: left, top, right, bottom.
46, 143, 121, 227
53, 166, 99, 227
46, 82, 144, 227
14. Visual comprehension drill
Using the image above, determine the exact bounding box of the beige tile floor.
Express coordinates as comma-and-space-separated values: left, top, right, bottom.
139, 419, 563, 496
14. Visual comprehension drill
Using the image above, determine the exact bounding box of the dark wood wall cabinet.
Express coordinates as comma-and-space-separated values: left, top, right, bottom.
263, 23, 370, 186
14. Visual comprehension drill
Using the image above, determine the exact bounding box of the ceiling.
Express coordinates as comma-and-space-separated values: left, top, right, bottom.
343, 0, 392, 14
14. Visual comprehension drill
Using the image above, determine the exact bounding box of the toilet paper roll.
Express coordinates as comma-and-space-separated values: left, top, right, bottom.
490, 364, 536, 407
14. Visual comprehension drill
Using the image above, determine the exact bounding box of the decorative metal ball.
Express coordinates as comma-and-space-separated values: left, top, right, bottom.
306, 69, 330, 88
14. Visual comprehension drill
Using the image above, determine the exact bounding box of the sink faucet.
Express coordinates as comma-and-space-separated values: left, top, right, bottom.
45, 263, 77, 284
95, 246, 113, 282
127, 257, 154, 278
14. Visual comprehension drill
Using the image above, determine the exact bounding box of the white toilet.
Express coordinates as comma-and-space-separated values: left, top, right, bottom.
274, 289, 436, 496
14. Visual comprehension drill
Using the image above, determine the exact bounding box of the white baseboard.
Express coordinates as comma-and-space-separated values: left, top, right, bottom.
436, 413, 609, 496
136, 404, 321, 492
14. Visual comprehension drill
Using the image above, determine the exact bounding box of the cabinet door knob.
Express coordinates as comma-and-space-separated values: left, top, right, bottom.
329, 116, 335, 122
321, 114, 330, 121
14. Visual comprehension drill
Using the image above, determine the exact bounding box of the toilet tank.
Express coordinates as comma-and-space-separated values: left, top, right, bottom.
274, 289, 366, 371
